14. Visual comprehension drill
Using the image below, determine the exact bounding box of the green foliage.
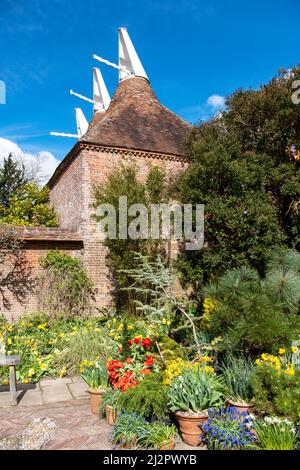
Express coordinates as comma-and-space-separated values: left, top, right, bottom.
93, 165, 168, 309
251, 364, 300, 423
253, 417, 296, 450
117, 374, 169, 421
39, 251, 95, 318
121, 253, 202, 356
0, 315, 117, 384
138, 422, 177, 449
168, 367, 224, 413
176, 66, 300, 285
219, 354, 254, 403
53, 327, 118, 374
80, 360, 109, 390
202, 249, 300, 354
0, 154, 28, 209
157, 336, 186, 362
111, 412, 146, 447
0, 183, 58, 227
99, 388, 122, 415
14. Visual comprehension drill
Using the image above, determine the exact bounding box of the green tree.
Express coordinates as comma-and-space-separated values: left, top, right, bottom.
176, 66, 300, 285
93, 165, 169, 308
202, 249, 300, 354
0, 154, 27, 209
0, 183, 58, 227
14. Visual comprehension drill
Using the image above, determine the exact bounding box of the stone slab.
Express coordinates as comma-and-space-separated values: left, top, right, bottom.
67, 382, 89, 399
18, 390, 43, 407
42, 385, 72, 404
40, 377, 73, 388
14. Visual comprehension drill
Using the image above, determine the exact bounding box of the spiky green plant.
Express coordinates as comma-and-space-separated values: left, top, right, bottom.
168, 366, 224, 413
138, 422, 177, 449
219, 354, 254, 404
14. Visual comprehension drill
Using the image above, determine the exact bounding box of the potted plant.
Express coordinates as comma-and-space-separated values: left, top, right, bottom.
81, 360, 109, 414
100, 388, 122, 425
139, 422, 177, 450
219, 354, 255, 413
111, 412, 145, 449
168, 366, 224, 446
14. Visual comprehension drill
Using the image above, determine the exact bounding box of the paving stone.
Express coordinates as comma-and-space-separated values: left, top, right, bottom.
42, 385, 72, 404
40, 378, 73, 388
67, 382, 89, 399
18, 390, 43, 407
71, 376, 84, 383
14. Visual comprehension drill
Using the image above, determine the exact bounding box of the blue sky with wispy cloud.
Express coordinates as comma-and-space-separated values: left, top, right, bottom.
0, 0, 299, 170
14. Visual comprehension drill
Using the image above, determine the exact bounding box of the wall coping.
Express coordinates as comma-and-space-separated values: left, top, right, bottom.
15, 227, 83, 242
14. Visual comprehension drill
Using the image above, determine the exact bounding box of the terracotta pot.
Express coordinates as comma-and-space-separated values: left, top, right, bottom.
174, 411, 207, 447
160, 439, 175, 450
227, 399, 254, 414
106, 404, 117, 426
89, 389, 104, 415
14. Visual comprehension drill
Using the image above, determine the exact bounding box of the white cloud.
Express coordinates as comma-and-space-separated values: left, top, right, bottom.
207, 94, 226, 109
0, 137, 60, 186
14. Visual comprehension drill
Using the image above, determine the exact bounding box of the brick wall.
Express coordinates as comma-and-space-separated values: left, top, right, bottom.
1, 228, 83, 321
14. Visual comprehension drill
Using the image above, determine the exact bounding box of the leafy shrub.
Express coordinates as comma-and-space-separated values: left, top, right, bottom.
111, 412, 146, 448
0, 183, 58, 227
117, 374, 169, 421
253, 416, 296, 450
139, 422, 177, 449
168, 366, 224, 413
203, 407, 255, 450
251, 349, 300, 422
39, 251, 95, 318
219, 354, 254, 404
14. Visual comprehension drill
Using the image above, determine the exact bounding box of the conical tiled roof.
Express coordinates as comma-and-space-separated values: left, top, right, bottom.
80, 77, 191, 156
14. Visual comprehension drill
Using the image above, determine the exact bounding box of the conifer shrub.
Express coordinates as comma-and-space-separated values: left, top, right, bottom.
116, 373, 169, 421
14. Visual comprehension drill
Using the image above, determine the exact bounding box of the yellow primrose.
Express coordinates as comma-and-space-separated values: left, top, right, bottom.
28, 368, 35, 377
291, 346, 298, 354
127, 324, 134, 330
23, 378, 29, 384
278, 348, 286, 355
199, 355, 213, 363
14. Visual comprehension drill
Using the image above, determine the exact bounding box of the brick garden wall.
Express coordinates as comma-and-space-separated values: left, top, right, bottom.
0, 228, 83, 321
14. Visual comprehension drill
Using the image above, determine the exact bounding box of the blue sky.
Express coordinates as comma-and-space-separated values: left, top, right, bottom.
0, 0, 299, 167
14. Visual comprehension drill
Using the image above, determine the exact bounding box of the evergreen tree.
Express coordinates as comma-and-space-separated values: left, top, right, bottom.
176, 66, 300, 286
0, 154, 27, 209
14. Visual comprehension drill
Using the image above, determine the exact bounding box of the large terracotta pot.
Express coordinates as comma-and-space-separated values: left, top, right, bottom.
160, 439, 175, 450
227, 399, 254, 414
175, 411, 207, 447
106, 404, 117, 426
89, 389, 104, 415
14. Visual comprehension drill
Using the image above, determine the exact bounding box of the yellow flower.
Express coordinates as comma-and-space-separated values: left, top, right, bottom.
291, 346, 298, 354
95, 327, 101, 333
201, 365, 215, 375
28, 368, 35, 377
284, 365, 295, 376
278, 348, 286, 355
7, 338, 12, 345
59, 367, 67, 378
2, 378, 9, 385
23, 378, 29, 384
127, 324, 134, 331
199, 355, 213, 363
40, 364, 48, 371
